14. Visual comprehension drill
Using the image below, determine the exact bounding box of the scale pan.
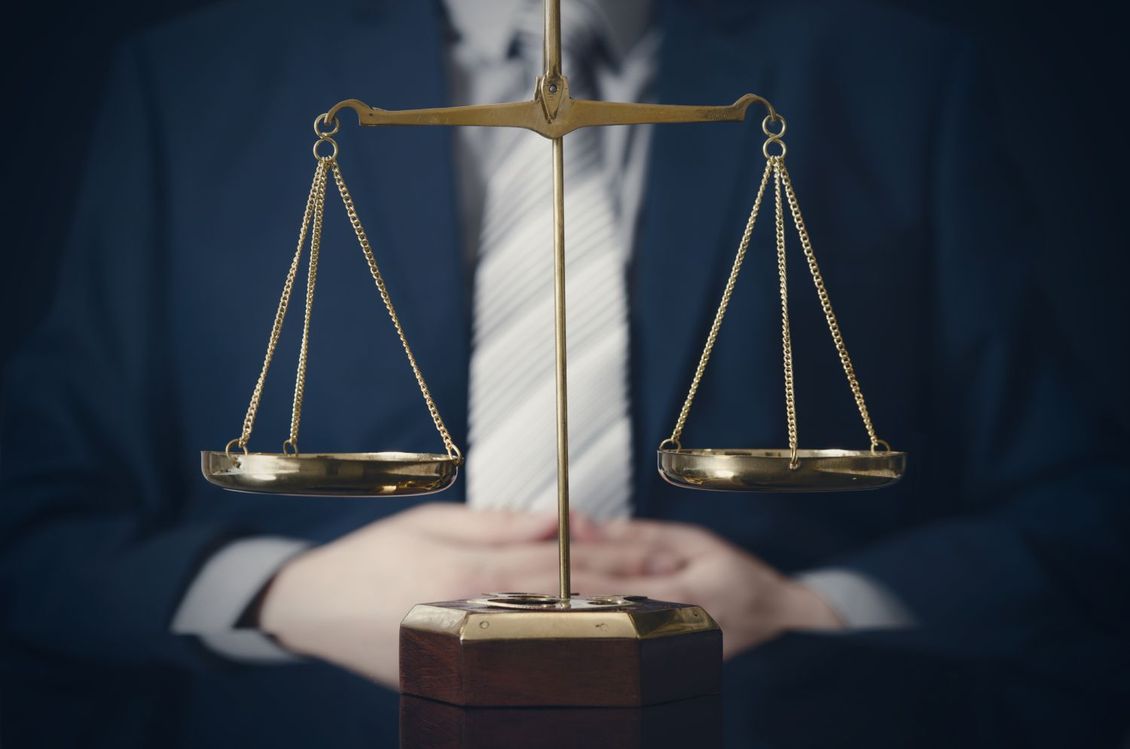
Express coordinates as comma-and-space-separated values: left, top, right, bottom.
201, 451, 459, 497
658, 447, 905, 493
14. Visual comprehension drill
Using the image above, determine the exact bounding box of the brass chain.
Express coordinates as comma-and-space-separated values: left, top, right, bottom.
661, 113, 888, 455
228, 158, 328, 455
772, 157, 799, 467
228, 114, 463, 462
284, 155, 330, 454
660, 158, 774, 450
778, 161, 887, 452
329, 160, 463, 463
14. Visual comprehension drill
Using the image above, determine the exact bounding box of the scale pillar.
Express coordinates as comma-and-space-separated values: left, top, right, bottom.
397, 0, 721, 708
551, 134, 571, 603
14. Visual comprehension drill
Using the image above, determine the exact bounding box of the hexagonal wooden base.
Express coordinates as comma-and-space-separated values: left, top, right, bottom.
399, 596, 721, 707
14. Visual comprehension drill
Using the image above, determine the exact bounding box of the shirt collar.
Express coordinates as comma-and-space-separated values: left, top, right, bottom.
443, 0, 653, 68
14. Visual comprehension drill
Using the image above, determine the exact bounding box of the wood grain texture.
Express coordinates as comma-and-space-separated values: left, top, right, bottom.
461, 638, 643, 706
400, 627, 465, 704
400, 609, 721, 707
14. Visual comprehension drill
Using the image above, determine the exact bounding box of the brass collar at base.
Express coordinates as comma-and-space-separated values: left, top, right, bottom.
401, 598, 719, 641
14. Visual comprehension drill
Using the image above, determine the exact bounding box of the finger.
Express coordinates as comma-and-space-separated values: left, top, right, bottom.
403, 504, 559, 545
598, 517, 720, 555
571, 572, 704, 602
569, 512, 604, 542
471, 538, 679, 595
572, 541, 687, 577
482, 542, 566, 582
511, 560, 699, 600
590, 575, 697, 605
517, 570, 642, 598
574, 560, 705, 603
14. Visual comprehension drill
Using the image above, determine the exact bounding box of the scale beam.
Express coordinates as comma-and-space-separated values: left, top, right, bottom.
324, 90, 774, 140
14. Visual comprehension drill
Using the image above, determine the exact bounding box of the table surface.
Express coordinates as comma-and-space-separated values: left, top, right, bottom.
6, 629, 1125, 748
391, 630, 1124, 749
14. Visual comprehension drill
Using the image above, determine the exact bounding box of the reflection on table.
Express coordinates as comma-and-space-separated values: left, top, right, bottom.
400, 694, 722, 749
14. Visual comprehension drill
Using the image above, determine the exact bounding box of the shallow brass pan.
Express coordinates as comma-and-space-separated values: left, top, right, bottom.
201, 450, 459, 497
657, 447, 905, 493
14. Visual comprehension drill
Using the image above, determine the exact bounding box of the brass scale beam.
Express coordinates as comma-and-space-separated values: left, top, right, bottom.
324, 0, 777, 602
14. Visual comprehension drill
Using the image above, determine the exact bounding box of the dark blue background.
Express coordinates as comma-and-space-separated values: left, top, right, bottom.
2, 0, 1126, 427
0, 2, 1126, 747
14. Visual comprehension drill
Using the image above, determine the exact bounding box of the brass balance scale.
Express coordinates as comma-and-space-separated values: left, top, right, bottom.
201, 0, 906, 708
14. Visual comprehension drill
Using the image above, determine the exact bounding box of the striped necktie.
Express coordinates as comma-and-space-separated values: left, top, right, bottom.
466, 2, 633, 520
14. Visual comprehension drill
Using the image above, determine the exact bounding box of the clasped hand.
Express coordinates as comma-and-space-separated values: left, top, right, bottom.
258, 503, 841, 687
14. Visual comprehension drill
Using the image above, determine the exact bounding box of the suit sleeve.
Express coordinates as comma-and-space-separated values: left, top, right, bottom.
0, 42, 252, 670
827, 42, 1130, 688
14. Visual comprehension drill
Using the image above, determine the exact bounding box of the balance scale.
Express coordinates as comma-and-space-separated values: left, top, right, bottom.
201, 0, 906, 707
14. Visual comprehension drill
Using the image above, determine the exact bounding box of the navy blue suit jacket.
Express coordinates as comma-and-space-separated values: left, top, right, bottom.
2, 0, 1127, 746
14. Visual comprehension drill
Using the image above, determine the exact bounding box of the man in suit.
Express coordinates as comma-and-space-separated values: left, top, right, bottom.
1, 0, 1126, 747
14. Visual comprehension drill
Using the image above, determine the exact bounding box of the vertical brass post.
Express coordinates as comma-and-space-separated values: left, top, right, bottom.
544, 0, 571, 604
552, 136, 570, 603
544, 0, 562, 79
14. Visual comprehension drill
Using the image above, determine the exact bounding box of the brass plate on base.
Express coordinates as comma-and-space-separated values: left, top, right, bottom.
200, 451, 458, 497
404, 594, 718, 640
658, 447, 905, 493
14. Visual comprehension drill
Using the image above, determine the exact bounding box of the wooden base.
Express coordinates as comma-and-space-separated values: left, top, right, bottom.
399, 595, 721, 707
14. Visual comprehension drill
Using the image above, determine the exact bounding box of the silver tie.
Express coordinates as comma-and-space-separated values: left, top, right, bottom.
466, 2, 633, 520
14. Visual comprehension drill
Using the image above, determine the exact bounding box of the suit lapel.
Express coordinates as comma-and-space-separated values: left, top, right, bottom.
632, 2, 769, 508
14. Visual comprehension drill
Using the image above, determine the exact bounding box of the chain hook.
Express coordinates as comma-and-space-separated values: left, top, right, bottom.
313, 113, 340, 161
313, 112, 340, 138
762, 114, 787, 159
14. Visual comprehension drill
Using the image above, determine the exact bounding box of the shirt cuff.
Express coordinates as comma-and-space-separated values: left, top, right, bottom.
795, 567, 917, 630
172, 537, 310, 663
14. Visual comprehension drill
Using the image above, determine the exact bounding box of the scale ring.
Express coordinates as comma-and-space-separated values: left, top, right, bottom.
201, 450, 459, 497
657, 447, 906, 493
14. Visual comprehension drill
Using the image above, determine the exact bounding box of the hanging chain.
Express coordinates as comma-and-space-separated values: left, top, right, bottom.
227, 113, 462, 462
329, 160, 463, 463
283, 154, 330, 455
660, 113, 888, 455
778, 161, 888, 452
659, 157, 774, 450
227, 158, 328, 456
772, 157, 799, 467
